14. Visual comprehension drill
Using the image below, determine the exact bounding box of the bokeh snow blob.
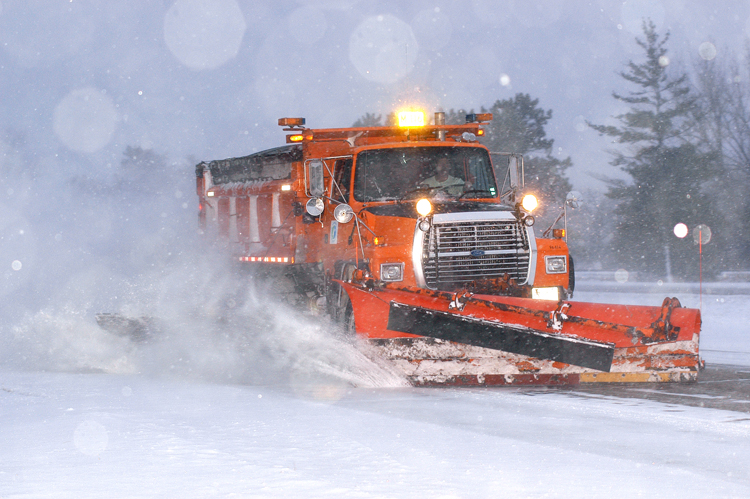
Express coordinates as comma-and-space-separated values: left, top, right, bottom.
693, 224, 712, 245
349, 15, 418, 84
615, 269, 629, 283
53, 88, 117, 154
164, 0, 246, 71
699, 42, 717, 61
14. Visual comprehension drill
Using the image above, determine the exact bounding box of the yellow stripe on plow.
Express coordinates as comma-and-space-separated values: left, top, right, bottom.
580, 371, 698, 383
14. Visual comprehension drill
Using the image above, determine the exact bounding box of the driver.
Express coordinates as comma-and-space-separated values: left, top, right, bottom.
420, 158, 464, 196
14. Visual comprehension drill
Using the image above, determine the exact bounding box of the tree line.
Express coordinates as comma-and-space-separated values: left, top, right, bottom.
356, 19, 749, 281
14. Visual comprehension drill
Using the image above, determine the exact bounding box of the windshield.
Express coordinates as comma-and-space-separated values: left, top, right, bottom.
352, 146, 498, 202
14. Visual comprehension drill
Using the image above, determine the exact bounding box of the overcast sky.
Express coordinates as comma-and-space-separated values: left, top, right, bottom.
1, 0, 750, 189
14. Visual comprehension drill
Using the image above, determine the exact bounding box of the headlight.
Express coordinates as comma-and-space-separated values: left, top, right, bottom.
532, 287, 560, 301
545, 255, 567, 274
521, 194, 538, 212
416, 198, 432, 216
380, 263, 404, 282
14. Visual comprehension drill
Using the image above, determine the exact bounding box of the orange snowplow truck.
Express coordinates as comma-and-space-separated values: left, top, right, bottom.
196, 111, 701, 386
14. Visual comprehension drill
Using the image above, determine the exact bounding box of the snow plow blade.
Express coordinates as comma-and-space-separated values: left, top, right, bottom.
339, 282, 702, 386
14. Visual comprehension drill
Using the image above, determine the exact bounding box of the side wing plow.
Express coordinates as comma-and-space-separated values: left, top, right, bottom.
339, 282, 702, 386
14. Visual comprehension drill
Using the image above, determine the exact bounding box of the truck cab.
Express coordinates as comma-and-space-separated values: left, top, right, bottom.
196, 111, 572, 314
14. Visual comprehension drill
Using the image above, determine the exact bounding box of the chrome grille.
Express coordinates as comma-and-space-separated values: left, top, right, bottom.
421, 219, 530, 289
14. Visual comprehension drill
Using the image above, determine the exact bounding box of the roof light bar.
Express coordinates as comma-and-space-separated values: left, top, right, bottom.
398, 111, 425, 127
278, 117, 305, 127
465, 113, 493, 123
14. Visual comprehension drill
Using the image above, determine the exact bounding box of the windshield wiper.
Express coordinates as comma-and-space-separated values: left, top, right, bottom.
457, 189, 494, 200
399, 186, 437, 200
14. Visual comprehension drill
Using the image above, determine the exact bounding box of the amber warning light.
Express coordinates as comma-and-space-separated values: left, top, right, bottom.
465, 113, 493, 123
278, 117, 305, 127
398, 111, 425, 127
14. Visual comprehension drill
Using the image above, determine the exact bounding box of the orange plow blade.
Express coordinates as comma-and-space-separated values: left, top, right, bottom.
339, 282, 702, 386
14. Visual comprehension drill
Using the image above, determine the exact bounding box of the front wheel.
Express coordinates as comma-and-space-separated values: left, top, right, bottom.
326, 262, 357, 334
567, 254, 575, 299
343, 300, 356, 335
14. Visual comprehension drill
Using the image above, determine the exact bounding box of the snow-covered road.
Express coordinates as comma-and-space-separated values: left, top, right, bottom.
2, 284, 750, 498
2, 367, 749, 498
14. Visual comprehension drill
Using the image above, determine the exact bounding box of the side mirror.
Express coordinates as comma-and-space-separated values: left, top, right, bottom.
306, 198, 324, 216
308, 160, 324, 197
334, 204, 354, 223
508, 156, 521, 189
566, 191, 582, 209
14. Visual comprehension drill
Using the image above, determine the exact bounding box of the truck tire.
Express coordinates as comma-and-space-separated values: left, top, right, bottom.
343, 301, 356, 335
327, 262, 357, 334
568, 254, 575, 299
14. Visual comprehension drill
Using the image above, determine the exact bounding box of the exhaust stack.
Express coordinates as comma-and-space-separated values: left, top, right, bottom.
435, 111, 446, 141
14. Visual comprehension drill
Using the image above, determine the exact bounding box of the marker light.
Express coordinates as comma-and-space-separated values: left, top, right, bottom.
207, 191, 215, 197
398, 111, 425, 127
288, 134, 304, 142
465, 113, 493, 123
281, 184, 292, 191
521, 194, 538, 212
278, 117, 305, 127
240, 256, 294, 263
416, 198, 432, 216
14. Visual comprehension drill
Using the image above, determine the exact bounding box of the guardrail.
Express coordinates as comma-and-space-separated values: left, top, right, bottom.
575, 279, 750, 296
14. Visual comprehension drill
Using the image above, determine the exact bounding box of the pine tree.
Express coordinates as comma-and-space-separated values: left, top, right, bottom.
352, 113, 383, 127
352, 112, 398, 127
479, 93, 573, 222
589, 20, 718, 280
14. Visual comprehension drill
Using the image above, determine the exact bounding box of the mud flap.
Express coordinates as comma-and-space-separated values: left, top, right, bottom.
386, 302, 615, 372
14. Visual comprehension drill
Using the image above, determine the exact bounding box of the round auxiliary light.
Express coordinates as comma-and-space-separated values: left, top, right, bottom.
305, 197, 324, 216
334, 204, 354, 223
521, 194, 538, 213
523, 215, 535, 227
416, 198, 432, 217
418, 218, 431, 232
